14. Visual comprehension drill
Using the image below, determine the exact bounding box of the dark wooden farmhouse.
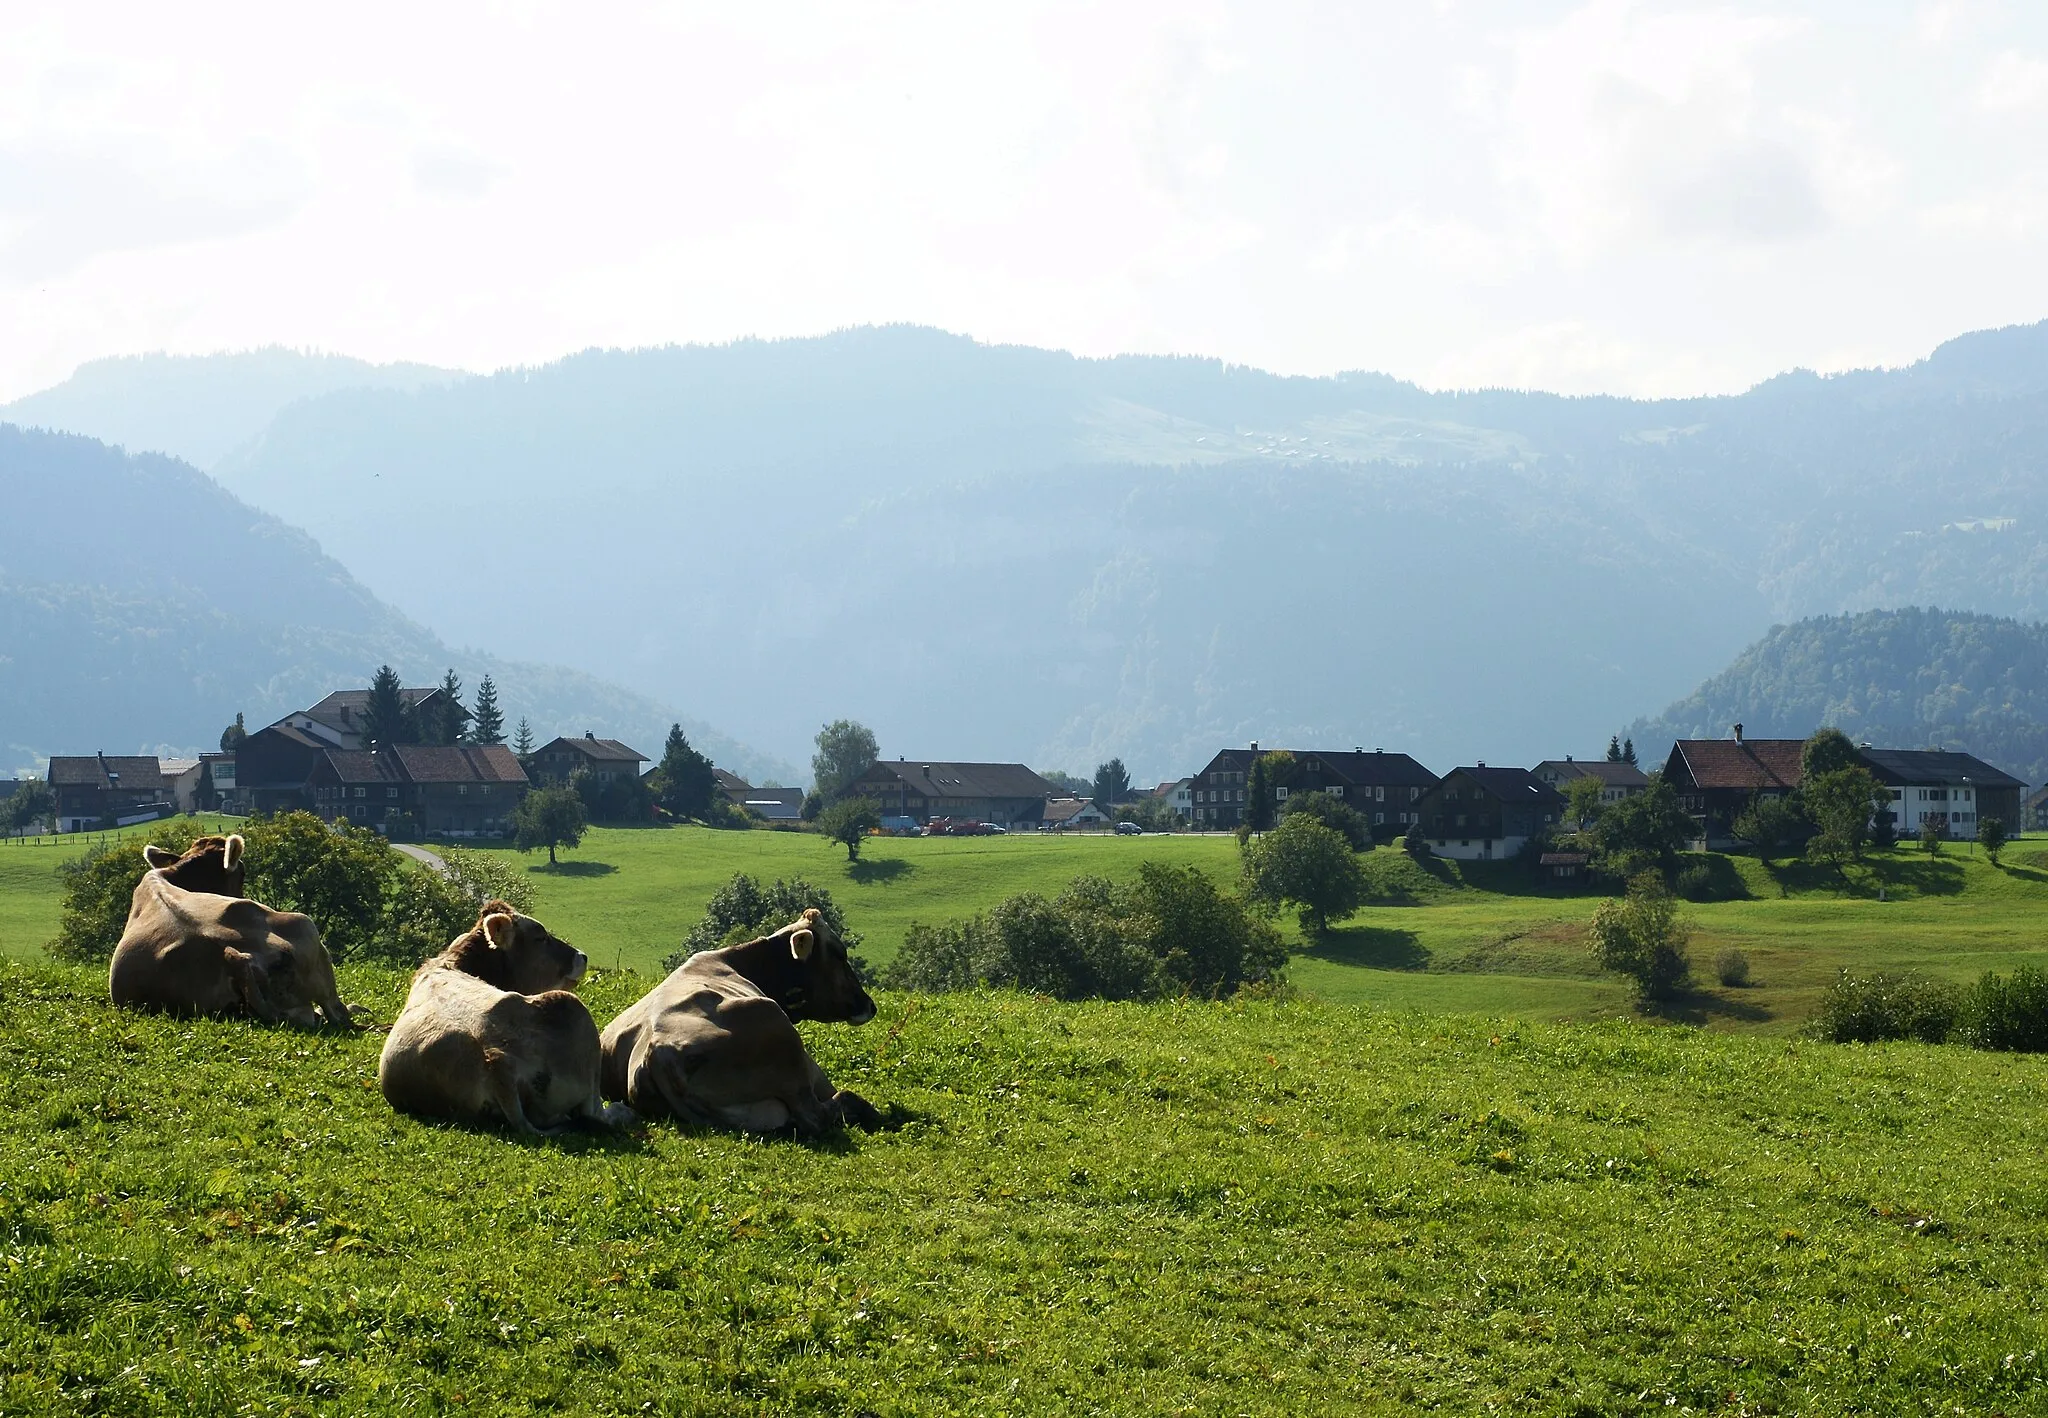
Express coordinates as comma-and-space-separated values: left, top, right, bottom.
308, 745, 531, 836
530, 734, 649, 786
1189, 744, 1438, 831
1414, 766, 1565, 861
847, 760, 1059, 828
1661, 729, 1805, 848
47, 755, 174, 832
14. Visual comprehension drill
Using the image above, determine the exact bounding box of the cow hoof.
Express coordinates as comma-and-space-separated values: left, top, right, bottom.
596, 1102, 637, 1130
834, 1090, 883, 1131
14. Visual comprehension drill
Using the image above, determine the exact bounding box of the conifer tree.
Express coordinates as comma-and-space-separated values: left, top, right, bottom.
513, 717, 536, 760
363, 665, 417, 749
469, 675, 505, 745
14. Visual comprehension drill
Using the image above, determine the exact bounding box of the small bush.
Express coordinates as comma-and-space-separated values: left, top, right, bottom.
663, 873, 861, 974
1958, 966, 2048, 1052
1714, 948, 1751, 988
47, 821, 213, 962
1588, 872, 1691, 1001
1672, 857, 1747, 902
885, 864, 1284, 1002
1810, 970, 1960, 1044
366, 847, 540, 967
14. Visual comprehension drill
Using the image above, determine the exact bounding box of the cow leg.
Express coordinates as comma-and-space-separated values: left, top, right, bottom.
222, 948, 284, 1023
804, 1058, 881, 1131
629, 1042, 790, 1132
481, 1049, 543, 1136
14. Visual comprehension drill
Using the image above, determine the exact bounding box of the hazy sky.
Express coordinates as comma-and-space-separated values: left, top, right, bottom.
4, 0, 2047, 403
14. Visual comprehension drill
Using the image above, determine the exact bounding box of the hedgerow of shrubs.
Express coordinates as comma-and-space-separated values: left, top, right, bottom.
1811, 966, 2048, 1051
883, 862, 1286, 1001
47, 812, 533, 967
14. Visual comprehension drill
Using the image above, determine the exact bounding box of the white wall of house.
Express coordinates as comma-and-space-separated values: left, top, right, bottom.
1429, 834, 1527, 861
1886, 784, 1981, 838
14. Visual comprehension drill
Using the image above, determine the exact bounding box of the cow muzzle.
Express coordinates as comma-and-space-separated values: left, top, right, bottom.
567, 952, 589, 986
849, 998, 877, 1026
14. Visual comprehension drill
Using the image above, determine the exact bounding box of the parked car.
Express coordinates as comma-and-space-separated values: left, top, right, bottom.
1115, 820, 1143, 835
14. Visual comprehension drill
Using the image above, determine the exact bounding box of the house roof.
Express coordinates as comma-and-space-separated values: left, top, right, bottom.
160, 758, 200, 778
1042, 797, 1106, 824
46, 755, 169, 792
1196, 747, 1438, 787
1539, 852, 1590, 866
713, 768, 751, 792
2027, 785, 2048, 809
303, 687, 458, 731
392, 744, 531, 784
1535, 759, 1649, 788
1857, 749, 2025, 790
536, 735, 647, 764
1440, 765, 1566, 807
1666, 739, 1805, 792
856, 760, 1058, 801
320, 745, 531, 786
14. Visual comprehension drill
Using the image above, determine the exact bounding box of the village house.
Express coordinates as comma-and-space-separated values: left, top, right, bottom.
1041, 797, 1112, 831
307, 744, 531, 837
530, 733, 649, 786
47, 754, 175, 832
711, 768, 804, 822
847, 759, 1059, 828
1532, 757, 1649, 805
233, 683, 472, 815
1414, 765, 1565, 861
1661, 727, 1806, 848
1858, 749, 2024, 841
2027, 786, 2048, 833
1151, 777, 1194, 823
1189, 744, 1438, 831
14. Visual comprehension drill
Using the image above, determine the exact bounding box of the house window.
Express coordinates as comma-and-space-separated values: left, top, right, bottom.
1275, 787, 1288, 801
1328, 786, 1342, 797
458, 785, 469, 796
353, 805, 365, 819
353, 787, 366, 799
1375, 812, 1384, 825
1375, 786, 1385, 801
387, 788, 399, 799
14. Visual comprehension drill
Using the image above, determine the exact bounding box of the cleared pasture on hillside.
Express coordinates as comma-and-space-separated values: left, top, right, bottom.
9, 823, 2048, 1035
3, 958, 2045, 1413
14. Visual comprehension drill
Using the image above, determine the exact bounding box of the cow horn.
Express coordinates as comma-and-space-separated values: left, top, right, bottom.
223, 834, 245, 871
482, 912, 517, 951
143, 845, 177, 868
790, 928, 815, 961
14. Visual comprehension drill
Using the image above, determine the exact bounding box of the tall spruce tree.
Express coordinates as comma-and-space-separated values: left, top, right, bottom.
422, 668, 465, 745
362, 665, 416, 750
469, 675, 505, 745
1244, 754, 1277, 833
1606, 735, 1625, 762
1622, 738, 1638, 767
655, 723, 719, 820
513, 717, 536, 760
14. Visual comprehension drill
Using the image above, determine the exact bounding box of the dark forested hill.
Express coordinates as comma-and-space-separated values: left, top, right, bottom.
17, 320, 2048, 779
0, 425, 786, 781
1631, 608, 2048, 785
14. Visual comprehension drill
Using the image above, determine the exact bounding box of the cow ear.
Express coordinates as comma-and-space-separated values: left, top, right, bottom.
223, 834, 244, 871
790, 928, 815, 961
482, 912, 517, 951
143, 845, 177, 868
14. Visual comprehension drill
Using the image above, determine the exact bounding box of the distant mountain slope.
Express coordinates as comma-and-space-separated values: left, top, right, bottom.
1630, 608, 2048, 784
0, 425, 789, 782
1, 349, 465, 469
179, 320, 2048, 779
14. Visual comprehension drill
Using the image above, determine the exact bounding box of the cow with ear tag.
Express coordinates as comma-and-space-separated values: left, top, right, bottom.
380, 901, 631, 1135
600, 907, 882, 1136
110, 833, 357, 1029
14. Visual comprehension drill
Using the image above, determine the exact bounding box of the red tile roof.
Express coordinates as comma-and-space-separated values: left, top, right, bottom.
1667, 740, 1805, 791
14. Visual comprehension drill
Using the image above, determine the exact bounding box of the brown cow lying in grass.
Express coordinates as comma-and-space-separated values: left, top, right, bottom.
380, 902, 631, 1136
600, 908, 881, 1136
109, 833, 357, 1029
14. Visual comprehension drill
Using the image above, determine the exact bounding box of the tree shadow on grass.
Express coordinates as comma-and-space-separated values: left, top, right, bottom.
527, 860, 617, 877
1302, 924, 1430, 971
1640, 987, 1773, 1026
847, 858, 912, 885
1759, 853, 1965, 899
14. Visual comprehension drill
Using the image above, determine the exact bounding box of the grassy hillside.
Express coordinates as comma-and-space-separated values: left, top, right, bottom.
11, 824, 2048, 1040
3, 958, 2044, 1413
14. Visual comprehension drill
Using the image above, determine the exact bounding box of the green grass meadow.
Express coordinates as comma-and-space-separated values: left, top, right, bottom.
5, 823, 2048, 1411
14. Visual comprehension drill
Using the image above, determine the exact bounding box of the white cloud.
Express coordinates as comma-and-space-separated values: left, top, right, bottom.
1979, 50, 2048, 110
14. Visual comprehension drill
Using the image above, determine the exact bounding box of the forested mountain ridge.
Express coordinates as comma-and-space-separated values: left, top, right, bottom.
0, 349, 465, 470
15, 320, 2048, 779
1631, 608, 2048, 785
0, 425, 788, 781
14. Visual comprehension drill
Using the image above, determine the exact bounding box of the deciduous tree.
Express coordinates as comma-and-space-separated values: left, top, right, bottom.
1803, 765, 1887, 875
219, 712, 247, 752
1588, 871, 1691, 1001
818, 796, 881, 862
1801, 727, 1861, 780
1563, 777, 1606, 832
513, 784, 587, 865
1980, 815, 2008, 865
1241, 814, 1367, 937
812, 720, 879, 802
1591, 776, 1695, 878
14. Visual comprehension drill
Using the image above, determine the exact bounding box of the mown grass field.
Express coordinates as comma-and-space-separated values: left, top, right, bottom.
8, 822, 2048, 1036
4, 957, 2047, 1414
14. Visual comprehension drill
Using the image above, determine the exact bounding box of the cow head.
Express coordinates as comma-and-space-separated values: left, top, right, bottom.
447, 900, 588, 994
143, 834, 246, 897
778, 908, 876, 1025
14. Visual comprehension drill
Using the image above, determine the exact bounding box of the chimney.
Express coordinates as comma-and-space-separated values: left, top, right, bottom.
1732, 723, 1744, 744
585, 730, 596, 740
1477, 760, 1486, 768
1565, 754, 1573, 762
1250, 741, 1259, 754
340, 705, 352, 724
